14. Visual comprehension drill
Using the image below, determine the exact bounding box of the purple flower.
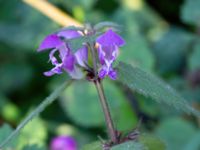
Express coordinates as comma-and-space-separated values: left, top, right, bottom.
38, 30, 88, 79
38, 27, 125, 80
50, 136, 77, 150
96, 29, 125, 80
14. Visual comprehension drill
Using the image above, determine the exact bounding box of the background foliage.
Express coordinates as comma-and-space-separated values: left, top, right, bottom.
0, 0, 200, 149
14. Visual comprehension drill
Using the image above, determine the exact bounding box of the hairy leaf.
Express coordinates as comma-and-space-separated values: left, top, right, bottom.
111, 141, 145, 150
117, 62, 200, 117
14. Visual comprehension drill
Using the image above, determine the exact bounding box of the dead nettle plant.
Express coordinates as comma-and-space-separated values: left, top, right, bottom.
0, 22, 199, 150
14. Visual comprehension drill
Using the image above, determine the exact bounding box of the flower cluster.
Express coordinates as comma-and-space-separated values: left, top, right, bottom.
38, 28, 125, 80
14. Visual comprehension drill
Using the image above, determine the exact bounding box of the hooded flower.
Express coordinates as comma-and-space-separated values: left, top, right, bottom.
50, 136, 77, 150
38, 30, 88, 79
96, 29, 125, 80
38, 27, 125, 81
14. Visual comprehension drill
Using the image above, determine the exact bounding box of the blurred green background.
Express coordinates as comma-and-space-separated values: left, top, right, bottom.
0, 0, 200, 149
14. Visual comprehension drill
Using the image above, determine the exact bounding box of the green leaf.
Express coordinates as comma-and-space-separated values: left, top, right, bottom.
140, 134, 166, 150
60, 26, 84, 32
94, 21, 121, 31
61, 80, 137, 129
0, 80, 72, 148
0, 63, 33, 93
66, 34, 97, 53
114, 8, 155, 71
22, 144, 46, 150
155, 117, 197, 150
188, 42, 200, 71
0, 94, 21, 123
0, 6, 58, 50
181, 0, 200, 26
184, 131, 200, 150
120, 33, 155, 71
152, 27, 194, 74
117, 62, 200, 117
82, 141, 102, 150
111, 141, 145, 150
61, 80, 104, 127
0, 124, 17, 149
51, 0, 96, 10
17, 117, 47, 149
111, 134, 166, 150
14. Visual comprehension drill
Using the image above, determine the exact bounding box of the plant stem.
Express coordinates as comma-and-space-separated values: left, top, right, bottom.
94, 80, 117, 143
89, 41, 98, 79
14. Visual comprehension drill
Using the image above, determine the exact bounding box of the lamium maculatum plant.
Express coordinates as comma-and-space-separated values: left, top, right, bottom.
0, 22, 199, 150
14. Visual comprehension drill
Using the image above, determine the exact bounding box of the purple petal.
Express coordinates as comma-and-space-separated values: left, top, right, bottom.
62, 54, 76, 72
108, 69, 117, 80
37, 34, 63, 52
98, 68, 107, 79
62, 54, 84, 79
49, 49, 59, 65
98, 45, 119, 67
68, 66, 84, 79
75, 46, 88, 67
97, 46, 106, 65
50, 136, 77, 150
58, 30, 81, 39
98, 65, 117, 80
96, 29, 125, 47
58, 44, 70, 60
44, 65, 63, 76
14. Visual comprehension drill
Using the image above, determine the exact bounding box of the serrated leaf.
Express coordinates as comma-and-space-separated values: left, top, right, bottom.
111, 141, 146, 150
0, 80, 72, 148
181, 0, 200, 26
117, 62, 200, 117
